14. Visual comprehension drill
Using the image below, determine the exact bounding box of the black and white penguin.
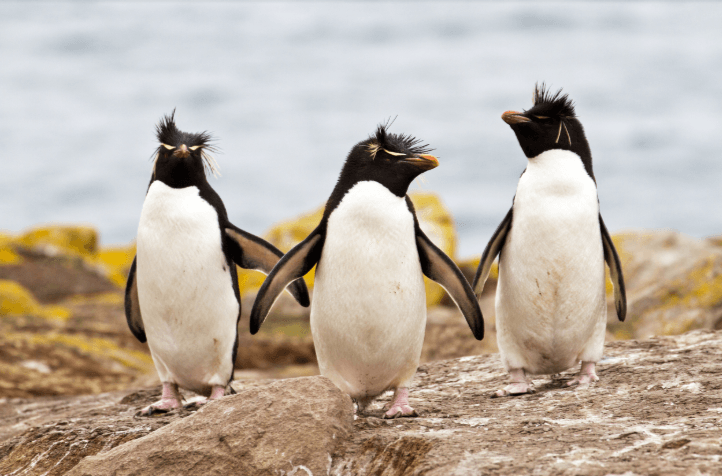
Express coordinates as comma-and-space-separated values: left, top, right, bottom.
125, 112, 309, 415
473, 84, 626, 397
250, 123, 484, 418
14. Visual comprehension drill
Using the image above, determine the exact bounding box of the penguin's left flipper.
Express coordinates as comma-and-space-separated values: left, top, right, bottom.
416, 226, 484, 340
124, 257, 146, 343
249, 226, 325, 335
224, 225, 310, 307
599, 215, 627, 322
472, 207, 513, 298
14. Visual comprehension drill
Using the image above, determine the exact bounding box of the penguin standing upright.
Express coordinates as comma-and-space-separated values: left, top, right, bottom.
473, 84, 626, 397
250, 123, 484, 418
125, 112, 309, 415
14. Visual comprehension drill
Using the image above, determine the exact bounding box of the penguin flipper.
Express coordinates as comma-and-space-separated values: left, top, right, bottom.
416, 228, 484, 340
472, 207, 513, 297
124, 256, 146, 343
599, 215, 627, 322
249, 227, 325, 335
224, 225, 310, 307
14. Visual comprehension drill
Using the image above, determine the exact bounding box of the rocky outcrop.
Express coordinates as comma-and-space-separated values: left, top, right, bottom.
67, 376, 352, 476
606, 230, 722, 338
2, 220, 722, 401
1, 330, 720, 475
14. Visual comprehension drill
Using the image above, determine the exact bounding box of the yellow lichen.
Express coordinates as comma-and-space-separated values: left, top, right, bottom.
260, 205, 325, 291
0, 280, 71, 321
94, 244, 136, 288
660, 257, 722, 309
4, 331, 154, 372
0, 233, 22, 265
0, 248, 22, 265
17, 225, 98, 257
64, 292, 124, 306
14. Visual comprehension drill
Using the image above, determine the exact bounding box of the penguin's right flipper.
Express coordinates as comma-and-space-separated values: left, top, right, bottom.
225, 225, 310, 307
124, 257, 147, 343
599, 215, 627, 322
472, 207, 513, 297
249, 227, 325, 335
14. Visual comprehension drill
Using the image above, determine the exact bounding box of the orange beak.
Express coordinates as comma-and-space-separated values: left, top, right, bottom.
404, 154, 439, 171
173, 144, 190, 158
501, 110, 531, 125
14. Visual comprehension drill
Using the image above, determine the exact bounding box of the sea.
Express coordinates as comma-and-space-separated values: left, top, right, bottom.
1, 2, 720, 257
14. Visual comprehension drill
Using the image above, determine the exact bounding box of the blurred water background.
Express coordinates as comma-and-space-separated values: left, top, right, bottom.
1, 2, 720, 257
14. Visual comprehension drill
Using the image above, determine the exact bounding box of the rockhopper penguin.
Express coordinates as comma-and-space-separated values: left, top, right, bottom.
125, 112, 310, 415
473, 84, 626, 397
250, 123, 484, 418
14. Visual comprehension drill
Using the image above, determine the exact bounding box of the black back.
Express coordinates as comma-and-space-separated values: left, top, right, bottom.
506, 84, 595, 182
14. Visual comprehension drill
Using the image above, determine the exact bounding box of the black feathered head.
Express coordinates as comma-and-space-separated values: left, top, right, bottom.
501, 83, 594, 180
151, 110, 220, 187
365, 120, 434, 160
326, 121, 438, 207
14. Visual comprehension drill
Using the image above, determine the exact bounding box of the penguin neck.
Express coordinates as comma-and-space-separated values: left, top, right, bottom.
525, 149, 597, 186
154, 163, 209, 190
521, 149, 598, 197
325, 176, 411, 221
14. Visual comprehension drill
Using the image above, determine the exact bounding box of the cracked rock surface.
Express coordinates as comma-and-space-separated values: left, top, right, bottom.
332, 329, 722, 475
1, 330, 721, 475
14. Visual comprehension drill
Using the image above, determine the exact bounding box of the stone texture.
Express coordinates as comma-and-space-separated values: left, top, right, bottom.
330, 330, 722, 475
0, 388, 192, 476
67, 376, 353, 476
607, 230, 722, 339
1, 331, 720, 475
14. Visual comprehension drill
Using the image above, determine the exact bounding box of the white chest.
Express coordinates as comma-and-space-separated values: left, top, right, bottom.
311, 181, 427, 397
496, 150, 607, 373
135, 181, 239, 390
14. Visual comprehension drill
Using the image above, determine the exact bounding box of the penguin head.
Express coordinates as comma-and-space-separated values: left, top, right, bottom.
335, 122, 438, 197
151, 110, 219, 188
502, 84, 594, 179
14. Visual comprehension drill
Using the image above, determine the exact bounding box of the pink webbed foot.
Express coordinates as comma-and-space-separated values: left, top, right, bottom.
383, 387, 418, 419
138, 382, 182, 416
184, 385, 227, 409
493, 368, 534, 398
566, 361, 599, 387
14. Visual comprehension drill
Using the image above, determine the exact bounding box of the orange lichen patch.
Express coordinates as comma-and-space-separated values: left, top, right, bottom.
0, 233, 22, 265
17, 225, 98, 257
237, 268, 268, 296
94, 244, 136, 288
0, 280, 71, 321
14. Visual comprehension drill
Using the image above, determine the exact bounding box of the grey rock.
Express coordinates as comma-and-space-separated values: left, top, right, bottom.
67, 376, 352, 476
1, 332, 721, 475
607, 230, 722, 339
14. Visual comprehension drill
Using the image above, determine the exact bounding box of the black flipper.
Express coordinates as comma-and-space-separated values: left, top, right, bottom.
416, 226, 485, 340
599, 215, 627, 322
472, 207, 513, 297
249, 226, 325, 334
225, 225, 310, 307
124, 257, 146, 343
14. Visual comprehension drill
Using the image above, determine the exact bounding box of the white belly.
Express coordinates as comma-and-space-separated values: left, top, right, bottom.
496, 150, 606, 374
311, 181, 426, 400
136, 181, 239, 394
